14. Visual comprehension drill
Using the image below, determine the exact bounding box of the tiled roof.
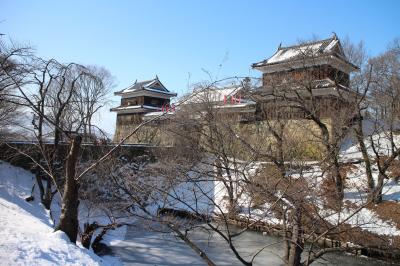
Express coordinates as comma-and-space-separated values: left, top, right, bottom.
186, 86, 241, 103
110, 104, 162, 112
252, 34, 352, 68
114, 77, 177, 96
181, 85, 255, 106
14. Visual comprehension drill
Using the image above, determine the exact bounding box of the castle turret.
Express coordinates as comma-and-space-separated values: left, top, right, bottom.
111, 76, 177, 142
251, 34, 359, 120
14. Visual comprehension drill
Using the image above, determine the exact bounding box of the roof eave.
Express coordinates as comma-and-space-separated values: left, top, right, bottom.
252, 55, 359, 73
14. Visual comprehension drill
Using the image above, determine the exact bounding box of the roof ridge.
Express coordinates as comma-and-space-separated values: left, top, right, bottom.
114, 77, 160, 95
136, 78, 157, 84
279, 37, 334, 51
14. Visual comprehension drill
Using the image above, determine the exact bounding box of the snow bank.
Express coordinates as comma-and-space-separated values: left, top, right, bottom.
323, 206, 400, 236
341, 132, 400, 162
322, 134, 400, 236
164, 159, 260, 215
0, 161, 113, 265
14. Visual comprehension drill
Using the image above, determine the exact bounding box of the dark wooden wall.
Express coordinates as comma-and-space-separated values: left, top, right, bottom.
262, 65, 349, 88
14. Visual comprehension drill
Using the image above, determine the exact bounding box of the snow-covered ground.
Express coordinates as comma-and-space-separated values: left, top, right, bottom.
1, 132, 399, 265
163, 133, 400, 238
338, 134, 400, 235
341, 133, 400, 162
0, 161, 119, 265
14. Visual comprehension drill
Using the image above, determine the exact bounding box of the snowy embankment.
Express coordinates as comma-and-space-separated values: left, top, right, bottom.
340, 133, 400, 162
165, 133, 400, 238
337, 133, 400, 235
0, 161, 116, 265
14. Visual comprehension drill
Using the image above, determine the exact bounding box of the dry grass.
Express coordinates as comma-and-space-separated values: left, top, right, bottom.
368, 201, 400, 230
247, 163, 400, 258
334, 224, 400, 259
388, 159, 400, 182
320, 164, 357, 210
377, 156, 400, 182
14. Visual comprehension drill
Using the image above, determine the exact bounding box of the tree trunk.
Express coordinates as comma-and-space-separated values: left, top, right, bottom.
83, 123, 88, 142
35, 170, 45, 202
88, 115, 92, 142
370, 149, 400, 204
372, 173, 384, 204
225, 174, 237, 217
42, 176, 52, 210
35, 166, 52, 210
354, 116, 374, 191
318, 118, 344, 201
54, 127, 61, 148
276, 137, 286, 177
81, 222, 99, 249
55, 135, 82, 243
332, 157, 344, 201
288, 207, 304, 266
35, 107, 51, 208
216, 158, 237, 217
282, 208, 291, 264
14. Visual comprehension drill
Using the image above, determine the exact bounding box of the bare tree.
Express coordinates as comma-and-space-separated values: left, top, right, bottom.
368, 39, 400, 203
0, 39, 32, 140
73, 65, 114, 141
0, 39, 115, 241
342, 38, 375, 191
25, 59, 89, 209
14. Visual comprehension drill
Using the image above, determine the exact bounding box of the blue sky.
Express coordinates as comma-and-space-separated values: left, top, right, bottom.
1, 0, 399, 135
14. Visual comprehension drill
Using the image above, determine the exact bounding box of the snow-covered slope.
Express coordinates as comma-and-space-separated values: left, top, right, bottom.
341, 133, 400, 162
0, 161, 110, 265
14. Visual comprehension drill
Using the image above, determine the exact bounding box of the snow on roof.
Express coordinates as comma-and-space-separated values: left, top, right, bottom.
215, 102, 256, 108
143, 87, 177, 96
324, 39, 339, 52
183, 86, 244, 104
111, 105, 162, 111
115, 77, 176, 96
143, 111, 175, 117
266, 42, 324, 64
252, 35, 349, 68
112, 105, 142, 110
121, 78, 159, 93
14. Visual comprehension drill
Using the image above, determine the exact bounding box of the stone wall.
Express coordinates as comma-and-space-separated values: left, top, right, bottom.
112, 110, 334, 160
0, 142, 167, 171
119, 118, 332, 161
113, 120, 175, 146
